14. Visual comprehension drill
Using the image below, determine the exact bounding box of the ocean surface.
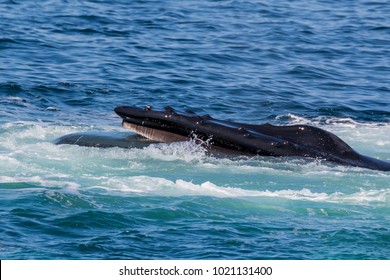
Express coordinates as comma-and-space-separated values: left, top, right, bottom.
1, 0, 389, 259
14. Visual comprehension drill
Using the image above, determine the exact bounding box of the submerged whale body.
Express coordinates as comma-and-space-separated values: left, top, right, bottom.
54, 131, 158, 149
112, 105, 390, 171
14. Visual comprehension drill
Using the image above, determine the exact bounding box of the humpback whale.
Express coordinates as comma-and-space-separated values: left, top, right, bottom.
112, 105, 390, 171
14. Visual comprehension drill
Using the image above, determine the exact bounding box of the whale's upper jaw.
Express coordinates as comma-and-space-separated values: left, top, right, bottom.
115, 105, 195, 129
114, 105, 254, 148
114, 105, 203, 123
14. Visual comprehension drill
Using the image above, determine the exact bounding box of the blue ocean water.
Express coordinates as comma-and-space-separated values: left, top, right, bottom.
0, 0, 389, 259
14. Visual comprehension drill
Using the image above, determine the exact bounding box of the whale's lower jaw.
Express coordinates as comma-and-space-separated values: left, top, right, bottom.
122, 121, 188, 143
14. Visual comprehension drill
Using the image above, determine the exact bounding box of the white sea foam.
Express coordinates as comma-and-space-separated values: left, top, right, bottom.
140, 140, 208, 162
1, 172, 388, 206
0, 121, 389, 207
83, 175, 390, 205
284, 114, 390, 128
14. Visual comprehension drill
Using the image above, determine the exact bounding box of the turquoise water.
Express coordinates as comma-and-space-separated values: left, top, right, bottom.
1, 0, 389, 259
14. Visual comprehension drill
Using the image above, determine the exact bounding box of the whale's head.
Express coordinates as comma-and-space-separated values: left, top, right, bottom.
114, 105, 199, 142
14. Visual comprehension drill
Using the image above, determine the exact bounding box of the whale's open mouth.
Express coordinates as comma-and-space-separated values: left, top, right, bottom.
114, 105, 194, 143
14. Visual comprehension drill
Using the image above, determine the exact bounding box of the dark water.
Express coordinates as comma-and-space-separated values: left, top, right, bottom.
0, 0, 389, 259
